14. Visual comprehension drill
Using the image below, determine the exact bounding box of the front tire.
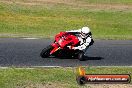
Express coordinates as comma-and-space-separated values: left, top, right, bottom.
40, 45, 53, 58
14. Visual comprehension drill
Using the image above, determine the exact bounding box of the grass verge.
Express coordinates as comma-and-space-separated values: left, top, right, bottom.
0, 0, 132, 39
0, 67, 132, 88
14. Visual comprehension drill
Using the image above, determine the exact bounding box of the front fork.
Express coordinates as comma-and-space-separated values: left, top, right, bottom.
50, 43, 60, 55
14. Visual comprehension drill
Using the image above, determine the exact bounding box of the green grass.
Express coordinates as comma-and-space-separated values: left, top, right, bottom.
0, 0, 132, 39
0, 67, 132, 88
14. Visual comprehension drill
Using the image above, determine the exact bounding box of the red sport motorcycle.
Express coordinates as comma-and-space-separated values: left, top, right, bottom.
40, 32, 85, 61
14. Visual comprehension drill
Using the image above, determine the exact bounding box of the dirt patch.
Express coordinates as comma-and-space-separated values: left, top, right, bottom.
0, 0, 132, 10
16, 82, 69, 88
80, 4, 132, 11
16, 83, 132, 88
0, 0, 78, 5
85, 84, 132, 88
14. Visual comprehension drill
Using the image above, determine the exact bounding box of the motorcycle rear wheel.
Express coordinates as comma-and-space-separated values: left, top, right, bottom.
40, 45, 53, 58
78, 51, 85, 61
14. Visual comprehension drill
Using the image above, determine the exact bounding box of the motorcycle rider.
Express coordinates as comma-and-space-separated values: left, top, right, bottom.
66, 27, 94, 53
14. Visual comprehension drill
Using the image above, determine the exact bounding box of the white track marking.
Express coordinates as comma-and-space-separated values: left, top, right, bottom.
22, 38, 39, 39
0, 66, 61, 69
0, 66, 132, 69
32, 66, 61, 68
95, 66, 132, 68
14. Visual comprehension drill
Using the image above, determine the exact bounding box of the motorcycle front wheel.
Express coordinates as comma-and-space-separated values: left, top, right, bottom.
40, 45, 53, 58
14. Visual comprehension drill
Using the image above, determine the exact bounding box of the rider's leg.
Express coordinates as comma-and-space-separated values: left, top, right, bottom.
82, 46, 89, 55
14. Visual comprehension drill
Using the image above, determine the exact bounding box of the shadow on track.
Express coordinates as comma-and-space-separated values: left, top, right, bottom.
50, 56, 104, 61
83, 56, 104, 61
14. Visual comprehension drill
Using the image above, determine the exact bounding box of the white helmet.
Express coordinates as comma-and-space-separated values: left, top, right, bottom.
81, 27, 90, 37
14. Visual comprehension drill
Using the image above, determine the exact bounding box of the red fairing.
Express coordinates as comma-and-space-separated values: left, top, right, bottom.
50, 32, 79, 55
55, 32, 79, 48
55, 32, 67, 42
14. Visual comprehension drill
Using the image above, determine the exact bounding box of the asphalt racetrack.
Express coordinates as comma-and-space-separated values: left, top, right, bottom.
0, 38, 132, 67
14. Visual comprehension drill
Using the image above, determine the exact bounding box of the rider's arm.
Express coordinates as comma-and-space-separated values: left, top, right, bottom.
66, 29, 81, 33
74, 37, 92, 50
66, 29, 81, 35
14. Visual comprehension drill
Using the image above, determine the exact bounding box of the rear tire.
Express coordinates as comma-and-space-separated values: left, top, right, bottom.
40, 45, 53, 58
78, 51, 85, 61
